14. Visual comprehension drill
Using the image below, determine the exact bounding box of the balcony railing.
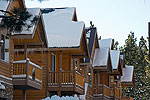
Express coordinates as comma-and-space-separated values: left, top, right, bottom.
110, 85, 121, 100
93, 84, 110, 97
49, 70, 84, 89
12, 58, 42, 83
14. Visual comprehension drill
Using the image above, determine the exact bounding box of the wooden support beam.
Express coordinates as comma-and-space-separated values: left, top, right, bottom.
22, 89, 26, 100
57, 91, 61, 97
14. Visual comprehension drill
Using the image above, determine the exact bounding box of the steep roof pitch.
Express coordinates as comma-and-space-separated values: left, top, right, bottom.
85, 27, 99, 63
93, 47, 109, 67
11, 8, 48, 48
110, 50, 120, 70
99, 38, 113, 49
42, 7, 85, 48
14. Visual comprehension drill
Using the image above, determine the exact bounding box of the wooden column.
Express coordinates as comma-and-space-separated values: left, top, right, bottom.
123, 87, 125, 97
22, 89, 26, 100
102, 73, 104, 100
58, 51, 62, 97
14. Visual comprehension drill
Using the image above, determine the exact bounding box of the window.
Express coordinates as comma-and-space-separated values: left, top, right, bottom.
73, 59, 78, 70
32, 67, 35, 80
1, 34, 9, 62
51, 53, 56, 83
51, 53, 56, 72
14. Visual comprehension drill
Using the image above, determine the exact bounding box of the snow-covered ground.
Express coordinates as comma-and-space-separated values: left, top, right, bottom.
42, 95, 79, 100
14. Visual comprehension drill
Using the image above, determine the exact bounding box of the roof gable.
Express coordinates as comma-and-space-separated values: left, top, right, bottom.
121, 65, 134, 83
93, 47, 109, 67
42, 7, 85, 48
110, 50, 120, 70
99, 38, 113, 49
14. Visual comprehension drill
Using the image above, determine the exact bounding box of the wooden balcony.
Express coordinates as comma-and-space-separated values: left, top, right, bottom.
48, 70, 85, 94
12, 58, 42, 90
110, 86, 121, 100
92, 84, 110, 100
91, 84, 121, 100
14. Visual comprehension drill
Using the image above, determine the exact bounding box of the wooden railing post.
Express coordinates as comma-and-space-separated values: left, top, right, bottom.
73, 68, 76, 89
26, 58, 29, 81
41, 66, 43, 82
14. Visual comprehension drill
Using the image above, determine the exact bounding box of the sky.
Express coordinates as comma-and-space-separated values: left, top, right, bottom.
25, 0, 150, 46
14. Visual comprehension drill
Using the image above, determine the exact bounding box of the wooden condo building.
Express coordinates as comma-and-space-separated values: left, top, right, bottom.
0, 0, 135, 100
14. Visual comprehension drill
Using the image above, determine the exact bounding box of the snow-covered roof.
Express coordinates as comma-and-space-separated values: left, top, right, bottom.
0, 0, 10, 22
93, 47, 109, 67
12, 8, 40, 35
42, 7, 85, 48
110, 50, 120, 70
99, 38, 113, 48
121, 65, 134, 82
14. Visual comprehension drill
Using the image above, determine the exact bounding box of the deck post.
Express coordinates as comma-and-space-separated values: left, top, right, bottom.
102, 73, 104, 100
59, 50, 62, 97
22, 89, 26, 100
123, 87, 125, 97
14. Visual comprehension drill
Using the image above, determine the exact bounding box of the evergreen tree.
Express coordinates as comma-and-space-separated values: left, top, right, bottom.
0, 7, 38, 34
122, 32, 150, 100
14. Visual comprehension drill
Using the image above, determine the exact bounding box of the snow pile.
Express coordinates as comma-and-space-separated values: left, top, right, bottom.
42, 95, 79, 100
80, 83, 88, 100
